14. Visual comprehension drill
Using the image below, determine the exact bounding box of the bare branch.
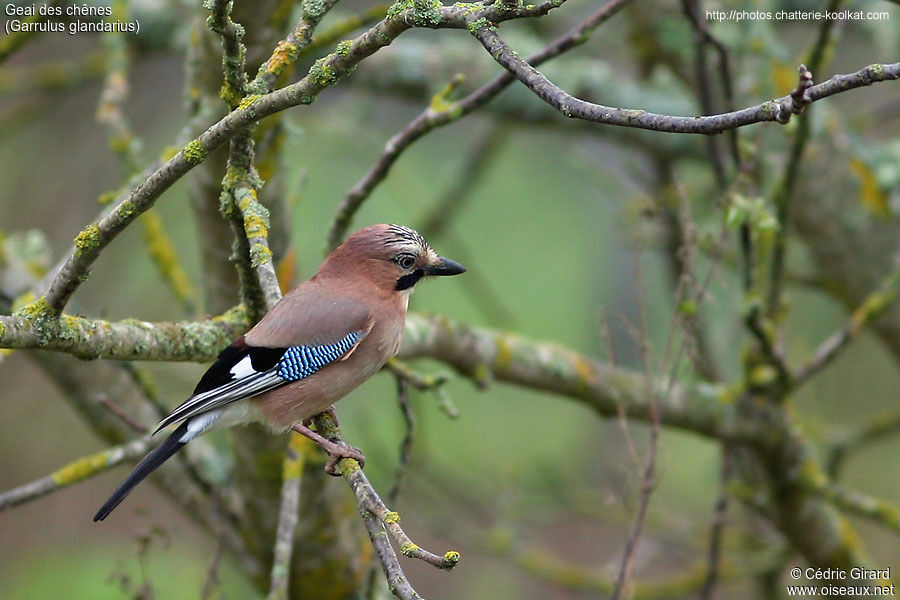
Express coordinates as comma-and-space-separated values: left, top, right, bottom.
326, 0, 633, 248
387, 376, 416, 505
0, 436, 152, 511
469, 23, 899, 134
794, 271, 899, 386
767, 0, 844, 318
359, 508, 423, 600
38, 0, 568, 315
266, 436, 307, 600
700, 451, 733, 600
342, 460, 460, 571
814, 482, 900, 536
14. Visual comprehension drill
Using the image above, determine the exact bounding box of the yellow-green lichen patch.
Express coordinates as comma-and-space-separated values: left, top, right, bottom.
467, 17, 492, 34
212, 303, 250, 327
60, 314, 84, 335
443, 550, 460, 564
399, 542, 419, 556
249, 242, 273, 267
302, 0, 329, 19
182, 139, 207, 165
237, 94, 263, 112
219, 80, 244, 108
748, 364, 777, 388
74, 224, 101, 256
388, 0, 443, 26
0, 320, 6, 337
572, 355, 595, 392
244, 214, 268, 239
429, 74, 464, 114
117, 200, 137, 220
494, 335, 513, 371
11, 291, 36, 313
108, 131, 135, 155
237, 190, 271, 240
338, 457, 361, 476
336, 40, 353, 57
382, 511, 401, 524
836, 516, 865, 559
308, 57, 338, 87
51, 451, 110, 485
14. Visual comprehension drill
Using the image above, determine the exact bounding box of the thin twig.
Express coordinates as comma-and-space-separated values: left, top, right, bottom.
680, 0, 741, 170
266, 436, 306, 600
360, 510, 423, 600
813, 482, 900, 535
681, 0, 726, 185
471, 24, 897, 134
0, 436, 153, 511
208, 0, 248, 108
200, 540, 225, 600
99, 396, 149, 434
767, 0, 844, 318
387, 377, 416, 505
794, 271, 899, 386
343, 461, 460, 571
700, 449, 733, 600
326, 0, 634, 249
827, 408, 900, 476
250, 0, 343, 94
611, 261, 661, 600
37, 33, 898, 313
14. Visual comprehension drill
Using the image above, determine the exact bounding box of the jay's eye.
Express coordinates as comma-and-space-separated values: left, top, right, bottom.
395, 254, 416, 270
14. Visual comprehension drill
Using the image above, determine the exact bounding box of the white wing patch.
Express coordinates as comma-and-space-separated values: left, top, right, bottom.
229, 355, 257, 379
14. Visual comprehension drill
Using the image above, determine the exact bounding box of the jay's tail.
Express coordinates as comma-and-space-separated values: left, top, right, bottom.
93, 422, 189, 522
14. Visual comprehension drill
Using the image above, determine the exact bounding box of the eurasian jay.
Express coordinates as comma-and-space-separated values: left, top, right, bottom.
93, 224, 465, 521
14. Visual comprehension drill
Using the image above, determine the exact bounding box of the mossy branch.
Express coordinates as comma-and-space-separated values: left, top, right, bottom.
207, 0, 249, 108
0, 305, 248, 361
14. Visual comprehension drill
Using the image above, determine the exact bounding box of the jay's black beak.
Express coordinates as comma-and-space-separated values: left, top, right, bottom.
426, 256, 466, 276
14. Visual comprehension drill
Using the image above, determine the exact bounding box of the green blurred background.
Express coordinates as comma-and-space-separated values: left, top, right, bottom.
1, 0, 899, 598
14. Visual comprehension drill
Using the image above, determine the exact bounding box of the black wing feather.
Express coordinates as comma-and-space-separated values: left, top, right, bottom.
192, 336, 286, 395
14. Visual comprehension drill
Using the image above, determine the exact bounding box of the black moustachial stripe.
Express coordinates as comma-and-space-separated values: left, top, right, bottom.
395, 269, 424, 291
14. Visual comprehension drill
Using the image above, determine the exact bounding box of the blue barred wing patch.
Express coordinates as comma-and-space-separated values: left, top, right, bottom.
278, 331, 363, 381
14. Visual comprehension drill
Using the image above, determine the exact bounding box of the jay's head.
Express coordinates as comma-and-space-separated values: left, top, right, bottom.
321, 224, 466, 292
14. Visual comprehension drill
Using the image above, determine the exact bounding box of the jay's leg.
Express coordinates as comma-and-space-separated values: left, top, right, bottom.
292, 407, 365, 474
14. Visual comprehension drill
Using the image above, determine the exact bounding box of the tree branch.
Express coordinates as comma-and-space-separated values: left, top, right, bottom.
266, 435, 307, 600
37, 0, 568, 315
0, 305, 248, 361
0, 436, 152, 511
326, 0, 633, 249
794, 271, 899, 387
470, 23, 898, 134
